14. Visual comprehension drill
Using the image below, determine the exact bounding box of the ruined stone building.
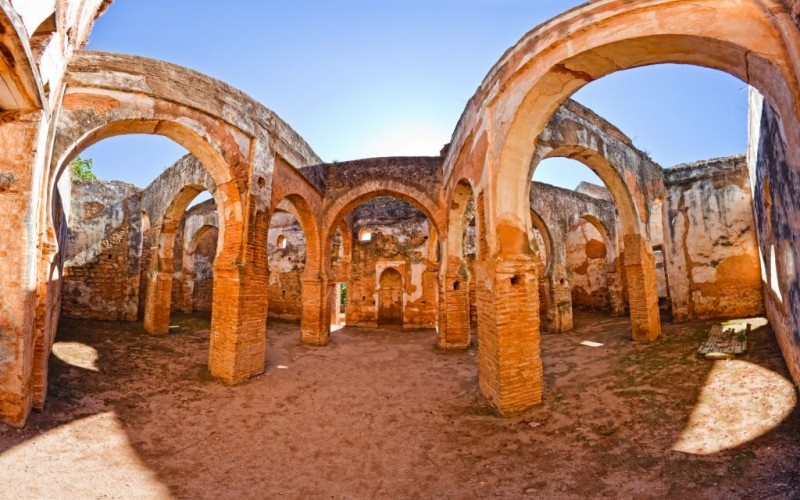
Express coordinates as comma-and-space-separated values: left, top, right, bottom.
1, 0, 800, 433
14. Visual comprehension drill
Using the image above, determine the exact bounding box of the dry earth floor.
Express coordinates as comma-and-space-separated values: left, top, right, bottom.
0, 311, 798, 499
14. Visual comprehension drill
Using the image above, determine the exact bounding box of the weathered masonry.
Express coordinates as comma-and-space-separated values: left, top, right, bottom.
1, 0, 800, 426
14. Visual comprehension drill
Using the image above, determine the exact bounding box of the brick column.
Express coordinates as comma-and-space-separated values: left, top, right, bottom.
438, 258, 471, 349
477, 255, 543, 415
623, 234, 661, 341
330, 283, 342, 327
208, 264, 268, 384
143, 269, 173, 335
301, 276, 332, 346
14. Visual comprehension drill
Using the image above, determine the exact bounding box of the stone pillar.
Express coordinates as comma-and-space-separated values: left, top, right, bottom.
623, 234, 661, 342
477, 255, 543, 415
143, 269, 173, 335
546, 265, 573, 333
301, 276, 332, 346
180, 270, 195, 313
0, 110, 47, 426
607, 257, 626, 316
438, 258, 471, 349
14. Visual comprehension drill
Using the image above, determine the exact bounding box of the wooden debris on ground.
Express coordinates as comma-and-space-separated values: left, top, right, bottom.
697, 323, 750, 360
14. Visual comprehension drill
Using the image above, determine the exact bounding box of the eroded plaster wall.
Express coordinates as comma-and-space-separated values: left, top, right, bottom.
566, 219, 610, 311
663, 155, 764, 322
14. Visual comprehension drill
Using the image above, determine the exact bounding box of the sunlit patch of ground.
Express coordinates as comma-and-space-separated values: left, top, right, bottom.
673, 359, 797, 455
52, 341, 100, 372
0, 312, 797, 498
0, 412, 171, 498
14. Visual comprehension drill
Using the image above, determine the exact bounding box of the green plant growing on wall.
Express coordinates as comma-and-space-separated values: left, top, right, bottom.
70, 156, 98, 180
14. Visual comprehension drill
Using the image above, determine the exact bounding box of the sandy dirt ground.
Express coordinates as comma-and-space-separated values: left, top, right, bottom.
0, 311, 798, 499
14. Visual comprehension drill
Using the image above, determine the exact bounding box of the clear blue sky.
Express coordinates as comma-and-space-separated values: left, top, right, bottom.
82, 0, 749, 190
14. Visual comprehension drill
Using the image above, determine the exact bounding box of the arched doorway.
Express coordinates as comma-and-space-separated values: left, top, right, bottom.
378, 268, 403, 326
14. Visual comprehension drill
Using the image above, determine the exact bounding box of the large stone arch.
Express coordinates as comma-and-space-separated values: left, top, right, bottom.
529, 182, 620, 333
137, 155, 221, 335
442, 0, 800, 415
539, 145, 660, 338
46, 52, 321, 391
0, 0, 114, 427
271, 156, 324, 274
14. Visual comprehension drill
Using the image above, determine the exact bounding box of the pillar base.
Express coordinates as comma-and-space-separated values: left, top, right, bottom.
301, 277, 331, 347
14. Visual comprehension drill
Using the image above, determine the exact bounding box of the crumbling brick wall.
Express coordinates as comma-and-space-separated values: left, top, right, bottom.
62, 180, 143, 321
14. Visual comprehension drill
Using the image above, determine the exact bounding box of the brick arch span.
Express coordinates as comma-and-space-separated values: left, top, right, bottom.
270, 157, 324, 274
534, 99, 665, 238
447, 2, 800, 235
315, 171, 444, 347
270, 155, 329, 345
442, 0, 800, 414
187, 224, 219, 256
180, 222, 219, 314
320, 156, 444, 266
577, 214, 617, 270
135, 155, 221, 335
321, 182, 443, 272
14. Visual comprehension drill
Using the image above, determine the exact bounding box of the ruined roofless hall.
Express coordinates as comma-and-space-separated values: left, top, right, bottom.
0, 0, 800, 497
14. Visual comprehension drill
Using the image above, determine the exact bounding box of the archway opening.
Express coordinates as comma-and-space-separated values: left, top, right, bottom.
378, 268, 404, 326
267, 209, 307, 322
327, 195, 439, 332
180, 217, 219, 317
